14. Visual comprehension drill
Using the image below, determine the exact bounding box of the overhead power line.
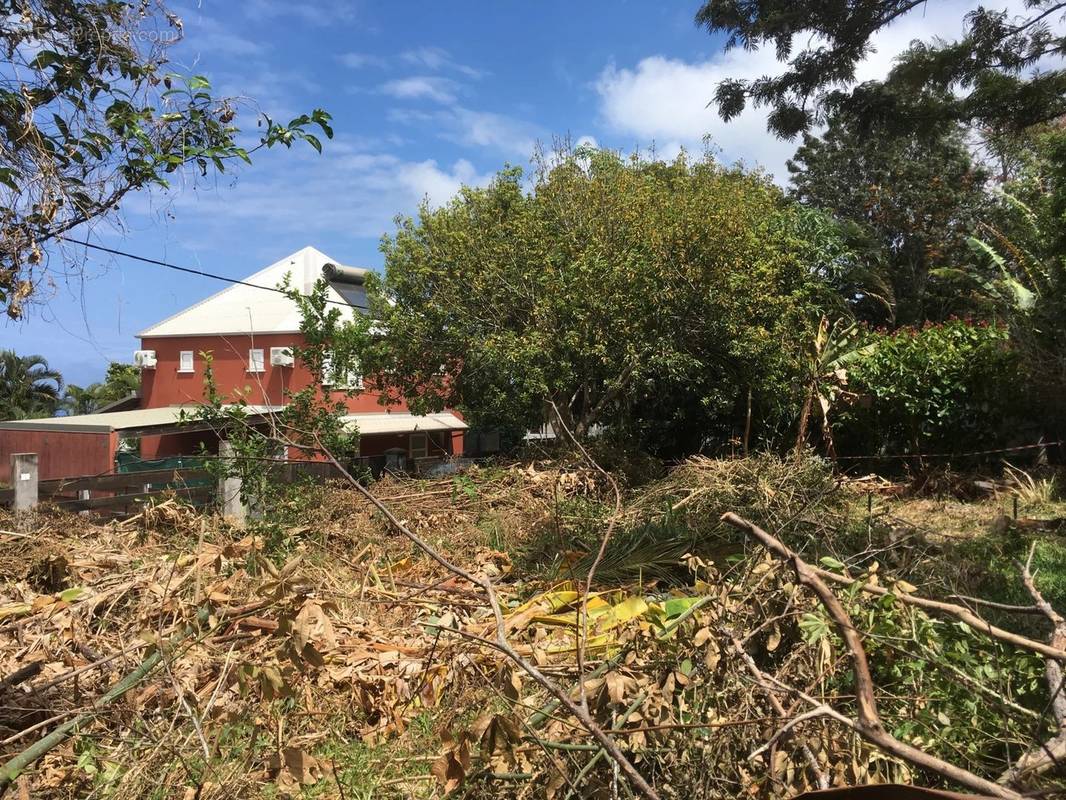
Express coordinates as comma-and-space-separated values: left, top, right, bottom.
60, 238, 370, 311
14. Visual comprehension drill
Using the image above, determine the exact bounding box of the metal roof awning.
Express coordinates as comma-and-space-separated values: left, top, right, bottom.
0, 405, 285, 437
342, 412, 467, 435
1, 407, 465, 438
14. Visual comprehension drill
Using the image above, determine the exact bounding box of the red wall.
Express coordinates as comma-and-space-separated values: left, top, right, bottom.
136, 333, 463, 461
0, 334, 466, 483
139, 334, 410, 412
0, 430, 116, 482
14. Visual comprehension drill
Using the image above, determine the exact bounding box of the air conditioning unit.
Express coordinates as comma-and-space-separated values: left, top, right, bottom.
133, 349, 157, 369
270, 346, 294, 367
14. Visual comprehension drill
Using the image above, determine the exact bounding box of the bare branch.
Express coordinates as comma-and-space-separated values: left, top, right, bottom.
728, 632, 830, 789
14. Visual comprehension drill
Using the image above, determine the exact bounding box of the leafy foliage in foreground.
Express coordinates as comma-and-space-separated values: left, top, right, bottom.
0, 0, 333, 319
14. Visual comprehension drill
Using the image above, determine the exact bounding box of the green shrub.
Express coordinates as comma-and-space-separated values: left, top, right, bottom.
837, 319, 1020, 457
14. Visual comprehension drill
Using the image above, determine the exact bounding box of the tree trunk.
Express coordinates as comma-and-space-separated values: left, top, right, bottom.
794, 388, 814, 458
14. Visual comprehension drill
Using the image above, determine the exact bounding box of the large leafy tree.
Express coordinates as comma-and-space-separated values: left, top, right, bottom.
788, 116, 992, 325
696, 1, 1066, 140
0, 0, 332, 319
356, 149, 843, 455
0, 349, 62, 419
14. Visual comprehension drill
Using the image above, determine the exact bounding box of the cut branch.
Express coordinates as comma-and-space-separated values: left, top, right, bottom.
805, 551, 1065, 661
999, 544, 1066, 787
721, 512, 1023, 800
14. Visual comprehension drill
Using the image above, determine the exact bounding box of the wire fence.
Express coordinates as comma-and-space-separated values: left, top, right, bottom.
833, 439, 1063, 462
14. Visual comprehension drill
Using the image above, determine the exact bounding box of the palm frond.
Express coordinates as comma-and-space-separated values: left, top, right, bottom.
566, 517, 696, 586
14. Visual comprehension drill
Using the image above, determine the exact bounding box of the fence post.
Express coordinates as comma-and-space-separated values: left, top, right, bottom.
218, 442, 247, 526
11, 453, 38, 515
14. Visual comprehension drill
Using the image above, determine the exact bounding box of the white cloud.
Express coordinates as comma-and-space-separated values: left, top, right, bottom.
242, 0, 358, 26
401, 46, 483, 79
593, 1, 1045, 181
596, 49, 791, 178
380, 76, 459, 104
448, 108, 540, 156
395, 158, 485, 206
123, 136, 493, 249
338, 52, 386, 70
387, 105, 542, 158
175, 11, 264, 58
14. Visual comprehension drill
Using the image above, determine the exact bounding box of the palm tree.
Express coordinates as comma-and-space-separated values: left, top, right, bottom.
0, 350, 63, 420
63, 383, 104, 415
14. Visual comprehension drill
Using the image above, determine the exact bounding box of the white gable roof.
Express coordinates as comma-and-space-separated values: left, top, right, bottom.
138, 246, 366, 338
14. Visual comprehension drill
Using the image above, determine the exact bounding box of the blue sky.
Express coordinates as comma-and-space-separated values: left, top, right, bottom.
4, 0, 1001, 386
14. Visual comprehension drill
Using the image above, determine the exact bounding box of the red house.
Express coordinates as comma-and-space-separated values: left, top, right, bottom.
0, 247, 466, 481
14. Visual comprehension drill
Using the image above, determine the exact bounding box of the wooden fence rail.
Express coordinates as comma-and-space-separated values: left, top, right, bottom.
2, 451, 456, 520
1, 453, 214, 516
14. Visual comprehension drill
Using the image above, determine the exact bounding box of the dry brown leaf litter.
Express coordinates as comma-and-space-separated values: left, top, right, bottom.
0, 457, 1057, 799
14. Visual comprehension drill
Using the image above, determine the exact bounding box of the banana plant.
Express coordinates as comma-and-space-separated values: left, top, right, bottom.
965, 191, 1052, 312
794, 316, 876, 459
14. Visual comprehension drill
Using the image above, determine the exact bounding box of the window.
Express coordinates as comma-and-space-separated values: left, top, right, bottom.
409, 432, 428, 459
322, 353, 363, 390
248, 348, 265, 373
178, 351, 194, 373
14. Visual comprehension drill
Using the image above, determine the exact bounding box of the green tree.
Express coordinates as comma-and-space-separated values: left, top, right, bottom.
0, 349, 62, 419
696, 1, 1066, 140
788, 116, 992, 325
0, 0, 333, 319
99, 362, 140, 401
968, 129, 1066, 436
357, 148, 842, 455
62, 383, 100, 415
62, 361, 140, 414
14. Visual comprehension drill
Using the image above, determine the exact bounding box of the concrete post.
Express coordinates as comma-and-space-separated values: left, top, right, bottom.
218, 442, 247, 526
11, 453, 38, 514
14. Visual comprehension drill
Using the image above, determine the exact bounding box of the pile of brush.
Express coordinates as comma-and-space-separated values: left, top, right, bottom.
0, 453, 1062, 800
